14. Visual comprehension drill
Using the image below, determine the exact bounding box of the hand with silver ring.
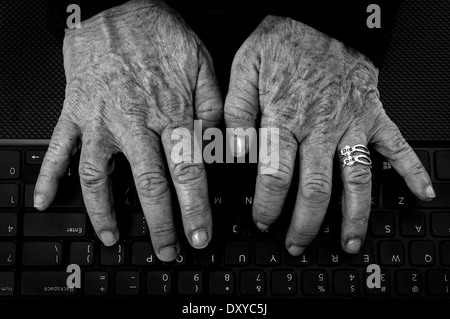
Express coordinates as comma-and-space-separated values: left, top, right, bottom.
224, 16, 435, 255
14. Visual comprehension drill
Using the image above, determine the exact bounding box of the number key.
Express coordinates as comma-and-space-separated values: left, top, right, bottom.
0, 213, 17, 236
147, 271, 171, 295
210, 271, 234, 295
302, 270, 328, 296
333, 270, 359, 295
271, 270, 296, 295
240, 270, 265, 295
179, 271, 202, 295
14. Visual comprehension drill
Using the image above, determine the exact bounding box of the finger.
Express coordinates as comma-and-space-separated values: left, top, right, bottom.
285, 139, 334, 256
194, 49, 223, 129
78, 133, 118, 247
253, 123, 297, 231
162, 125, 212, 250
34, 114, 80, 210
224, 44, 260, 156
371, 109, 435, 201
124, 130, 179, 262
337, 130, 372, 254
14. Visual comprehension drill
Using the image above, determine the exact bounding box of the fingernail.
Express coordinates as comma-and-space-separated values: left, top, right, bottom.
236, 136, 246, 157
34, 194, 46, 208
288, 245, 305, 256
159, 246, 178, 261
191, 229, 209, 249
426, 185, 436, 198
256, 222, 269, 232
100, 230, 117, 247
346, 238, 361, 254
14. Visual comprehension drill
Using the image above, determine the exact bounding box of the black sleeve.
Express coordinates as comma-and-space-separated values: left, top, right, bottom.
48, 0, 402, 68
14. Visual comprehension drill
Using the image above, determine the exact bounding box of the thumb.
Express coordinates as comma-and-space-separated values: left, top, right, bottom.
194, 49, 223, 130
224, 44, 260, 156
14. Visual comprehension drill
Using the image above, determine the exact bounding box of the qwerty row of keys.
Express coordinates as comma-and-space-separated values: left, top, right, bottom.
1, 240, 449, 267
1, 269, 449, 297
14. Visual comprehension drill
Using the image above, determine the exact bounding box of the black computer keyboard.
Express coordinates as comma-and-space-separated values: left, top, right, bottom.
0, 144, 449, 299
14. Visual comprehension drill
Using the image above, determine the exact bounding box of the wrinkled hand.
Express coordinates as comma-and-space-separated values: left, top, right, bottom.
225, 16, 435, 255
34, 0, 222, 261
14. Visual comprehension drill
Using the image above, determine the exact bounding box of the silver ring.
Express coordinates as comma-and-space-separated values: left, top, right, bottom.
339, 144, 372, 169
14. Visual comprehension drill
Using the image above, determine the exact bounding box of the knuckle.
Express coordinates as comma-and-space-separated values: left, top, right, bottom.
347, 214, 369, 228
79, 161, 107, 187
289, 223, 318, 245
409, 161, 426, 177
254, 204, 278, 225
135, 171, 169, 199
150, 221, 177, 243
258, 165, 292, 194
301, 172, 332, 204
182, 202, 207, 222
172, 163, 205, 185
345, 166, 372, 189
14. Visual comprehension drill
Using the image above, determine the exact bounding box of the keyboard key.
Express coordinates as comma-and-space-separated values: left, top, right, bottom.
25, 151, 46, 165
132, 241, 156, 265
396, 270, 421, 296
147, 271, 171, 295
371, 183, 380, 208
365, 269, 390, 295
317, 240, 344, 266
101, 243, 125, 266
21, 271, 75, 296
24, 183, 84, 208
210, 271, 234, 295
0, 151, 20, 178
221, 212, 242, 236
379, 241, 404, 266
400, 212, 425, 237
286, 247, 312, 266
70, 241, 94, 266
164, 250, 187, 266
370, 212, 395, 237
255, 241, 280, 266
302, 270, 328, 296
0, 184, 19, 208
431, 212, 450, 237
415, 151, 430, 173
22, 242, 62, 266
179, 271, 202, 295
24, 213, 86, 237
0, 272, 14, 296
0, 213, 17, 236
194, 242, 218, 265
271, 270, 296, 295
427, 271, 450, 296
116, 271, 140, 295
383, 184, 414, 209
418, 185, 450, 208
333, 270, 359, 296
348, 241, 373, 266
0, 242, 16, 266
84, 271, 108, 296
114, 182, 136, 210
410, 241, 435, 266
125, 213, 148, 237
240, 270, 265, 295
440, 241, 450, 266
225, 242, 249, 266
435, 151, 450, 180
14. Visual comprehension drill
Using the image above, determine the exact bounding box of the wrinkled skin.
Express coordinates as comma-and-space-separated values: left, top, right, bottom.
34, 0, 222, 261
225, 16, 435, 255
